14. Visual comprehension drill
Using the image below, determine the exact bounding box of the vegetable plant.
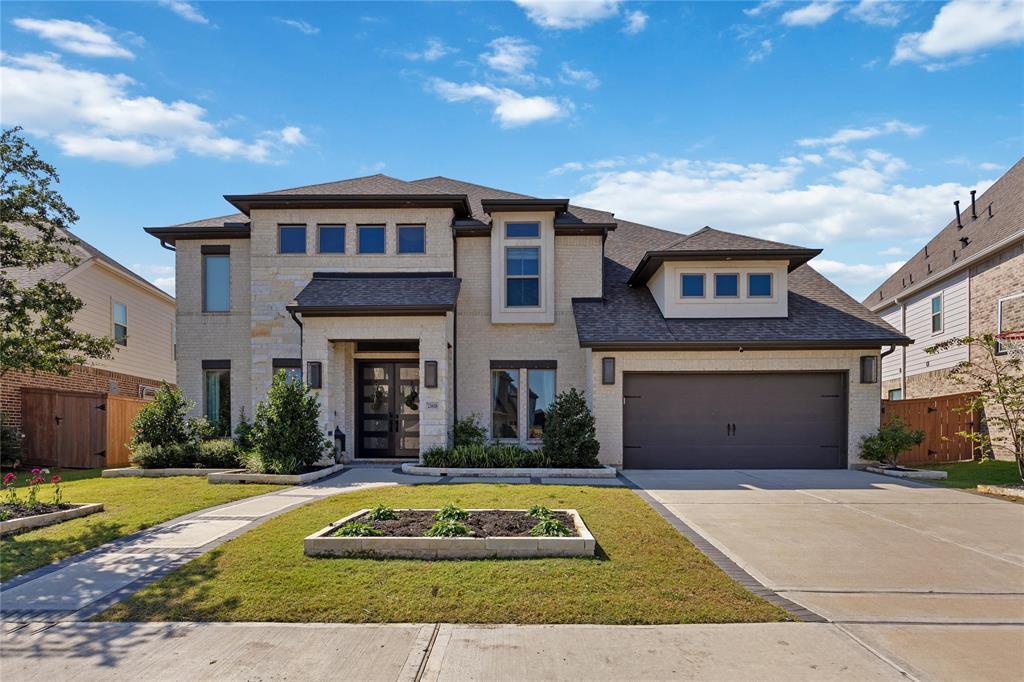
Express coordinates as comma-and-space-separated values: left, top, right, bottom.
337, 522, 382, 537
530, 518, 572, 537
426, 520, 471, 537
434, 503, 469, 522
365, 504, 398, 521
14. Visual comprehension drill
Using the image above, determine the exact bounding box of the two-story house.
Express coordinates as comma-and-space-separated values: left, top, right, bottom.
147, 174, 908, 469
864, 158, 1023, 402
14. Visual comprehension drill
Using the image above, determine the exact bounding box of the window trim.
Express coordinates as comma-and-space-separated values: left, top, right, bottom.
679, 273, 706, 299
277, 224, 307, 254
112, 301, 128, 346
888, 388, 903, 400
396, 224, 426, 254
996, 292, 1024, 354
202, 252, 230, 313
357, 224, 387, 254
504, 245, 541, 308
747, 272, 773, 298
505, 221, 541, 239
930, 293, 943, 335
317, 224, 346, 254
713, 272, 740, 299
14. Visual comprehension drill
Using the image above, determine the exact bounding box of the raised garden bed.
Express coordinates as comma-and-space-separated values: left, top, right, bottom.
977, 484, 1024, 499
401, 463, 617, 478
0, 503, 103, 537
305, 507, 595, 559
103, 467, 235, 478
208, 463, 345, 485
866, 465, 948, 480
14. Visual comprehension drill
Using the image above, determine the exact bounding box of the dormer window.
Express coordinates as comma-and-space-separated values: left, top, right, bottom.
506, 222, 539, 238
506, 247, 540, 307
680, 274, 705, 298
748, 273, 773, 297
714, 273, 739, 298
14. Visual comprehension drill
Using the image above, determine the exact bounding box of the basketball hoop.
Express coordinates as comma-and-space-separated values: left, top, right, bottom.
996, 330, 1024, 359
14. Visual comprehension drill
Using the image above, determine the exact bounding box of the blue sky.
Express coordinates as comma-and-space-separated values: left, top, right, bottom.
2, 0, 1022, 299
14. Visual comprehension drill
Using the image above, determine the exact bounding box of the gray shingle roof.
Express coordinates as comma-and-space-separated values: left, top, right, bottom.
663, 226, 810, 252
264, 174, 440, 197
863, 157, 1024, 308
290, 272, 460, 313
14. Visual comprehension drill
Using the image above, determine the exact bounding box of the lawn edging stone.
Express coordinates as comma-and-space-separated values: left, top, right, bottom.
102, 468, 235, 478
0, 503, 104, 537
304, 508, 596, 559
977, 484, 1024, 499
208, 463, 345, 485
401, 463, 617, 478
866, 465, 948, 480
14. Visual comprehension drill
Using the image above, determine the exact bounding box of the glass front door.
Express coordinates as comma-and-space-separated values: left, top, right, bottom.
357, 361, 420, 458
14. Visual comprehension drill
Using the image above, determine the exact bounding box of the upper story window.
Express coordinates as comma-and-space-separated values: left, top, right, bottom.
398, 225, 425, 254
748, 273, 773, 297
506, 222, 540, 238
680, 273, 705, 298
714, 273, 739, 298
318, 225, 345, 253
203, 253, 230, 312
279, 225, 306, 254
931, 295, 943, 333
358, 225, 386, 253
505, 247, 540, 307
113, 302, 127, 346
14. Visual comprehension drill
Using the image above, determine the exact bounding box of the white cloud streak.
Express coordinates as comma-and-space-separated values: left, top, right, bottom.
892, 0, 1024, 66
559, 62, 600, 89
514, 0, 621, 29
781, 2, 841, 27
429, 79, 569, 127
158, 0, 209, 25
622, 10, 648, 35
275, 18, 319, 35
748, 39, 774, 62
848, 0, 906, 27
404, 38, 456, 61
796, 120, 924, 147
481, 36, 540, 82
12, 18, 134, 58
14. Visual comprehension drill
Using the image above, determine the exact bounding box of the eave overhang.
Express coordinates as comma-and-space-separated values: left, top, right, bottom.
224, 193, 472, 218
579, 337, 911, 351
626, 248, 823, 287
144, 223, 251, 245
286, 303, 454, 317
480, 198, 570, 214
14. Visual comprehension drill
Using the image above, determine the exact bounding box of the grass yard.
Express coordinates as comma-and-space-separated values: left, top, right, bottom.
918, 460, 1022, 489
97, 484, 790, 625
1, 469, 284, 580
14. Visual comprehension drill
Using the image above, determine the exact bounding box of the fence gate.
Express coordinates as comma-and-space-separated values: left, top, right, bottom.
21, 388, 108, 468
881, 392, 980, 465
105, 395, 149, 467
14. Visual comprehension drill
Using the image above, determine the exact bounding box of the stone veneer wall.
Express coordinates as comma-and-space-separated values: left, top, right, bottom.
591, 349, 881, 468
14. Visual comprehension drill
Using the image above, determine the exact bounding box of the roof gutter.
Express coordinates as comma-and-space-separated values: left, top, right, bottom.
579, 337, 911, 351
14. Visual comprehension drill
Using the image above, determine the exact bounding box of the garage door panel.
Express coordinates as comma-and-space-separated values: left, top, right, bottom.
623, 372, 846, 469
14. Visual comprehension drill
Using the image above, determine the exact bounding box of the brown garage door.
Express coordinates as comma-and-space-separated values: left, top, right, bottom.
623, 372, 847, 469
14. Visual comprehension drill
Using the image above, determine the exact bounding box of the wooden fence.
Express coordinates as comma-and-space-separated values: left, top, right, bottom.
105, 395, 149, 467
881, 391, 980, 465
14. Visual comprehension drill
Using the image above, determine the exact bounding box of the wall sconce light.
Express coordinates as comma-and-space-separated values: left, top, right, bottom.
601, 357, 615, 385
424, 360, 438, 388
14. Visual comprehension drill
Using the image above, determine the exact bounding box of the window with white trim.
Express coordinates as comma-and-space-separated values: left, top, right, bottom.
113, 302, 127, 346
931, 294, 943, 334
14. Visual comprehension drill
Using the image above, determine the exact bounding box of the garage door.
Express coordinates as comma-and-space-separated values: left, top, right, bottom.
622, 372, 846, 469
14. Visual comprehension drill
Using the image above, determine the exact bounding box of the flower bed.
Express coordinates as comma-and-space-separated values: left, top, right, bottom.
0, 503, 104, 537
0, 468, 102, 536
304, 504, 595, 559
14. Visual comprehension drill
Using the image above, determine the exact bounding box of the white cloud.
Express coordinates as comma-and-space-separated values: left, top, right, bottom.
744, 1, 783, 17
879, 245, 905, 256
813, 259, 905, 285
158, 0, 209, 25
848, 0, 906, 27
429, 79, 569, 127
404, 38, 456, 61
12, 18, 134, 58
748, 39, 774, 62
514, 0, 621, 30
978, 161, 1004, 172
796, 120, 924, 147
622, 10, 648, 35
131, 263, 175, 294
0, 52, 299, 165
892, 0, 1024, 66
559, 62, 600, 89
781, 2, 840, 27
481, 37, 539, 82
279, 126, 307, 145
275, 18, 319, 35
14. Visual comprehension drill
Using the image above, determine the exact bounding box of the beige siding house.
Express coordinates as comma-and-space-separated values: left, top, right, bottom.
148, 175, 908, 469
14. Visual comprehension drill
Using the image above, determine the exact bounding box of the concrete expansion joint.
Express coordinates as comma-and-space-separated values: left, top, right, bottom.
833, 623, 920, 682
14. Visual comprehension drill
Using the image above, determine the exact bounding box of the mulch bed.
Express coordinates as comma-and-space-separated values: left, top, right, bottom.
342, 509, 578, 537
0, 502, 76, 521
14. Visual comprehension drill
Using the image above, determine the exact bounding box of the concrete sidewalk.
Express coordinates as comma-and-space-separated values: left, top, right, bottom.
1, 621, 914, 681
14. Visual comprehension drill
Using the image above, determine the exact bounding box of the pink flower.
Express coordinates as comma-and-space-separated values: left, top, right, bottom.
30, 476, 44, 486
2, 473, 14, 486
31, 467, 41, 475
51, 475, 61, 484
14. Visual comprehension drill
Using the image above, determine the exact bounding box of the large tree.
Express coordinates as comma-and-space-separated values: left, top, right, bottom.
1, 127, 114, 375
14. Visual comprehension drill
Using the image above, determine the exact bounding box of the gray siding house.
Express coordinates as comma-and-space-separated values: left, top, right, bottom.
147, 175, 908, 469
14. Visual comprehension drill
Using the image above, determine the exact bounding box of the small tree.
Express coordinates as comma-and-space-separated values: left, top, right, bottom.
926, 334, 1024, 481
859, 416, 925, 468
248, 370, 330, 474
542, 388, 600, 468
451, 414, 486, 448
130, 382, 192, 448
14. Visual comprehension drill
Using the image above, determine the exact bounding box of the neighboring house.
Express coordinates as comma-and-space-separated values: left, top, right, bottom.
146, 174, 908, 470
1, 223, 176, 464
864, 158, 1024, 402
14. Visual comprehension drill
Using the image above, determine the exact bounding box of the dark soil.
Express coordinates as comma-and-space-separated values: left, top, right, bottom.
339, 509, 578, 537
0, 502, 77, 521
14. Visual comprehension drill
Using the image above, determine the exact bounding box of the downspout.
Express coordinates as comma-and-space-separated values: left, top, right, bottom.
899, 302, 907, 398
880, 345, 896, 403
158, 240, 175, 252
289, 309, 303, 365
451, 227, 459, 426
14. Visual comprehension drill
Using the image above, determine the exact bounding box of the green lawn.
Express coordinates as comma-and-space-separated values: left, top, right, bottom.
97, 484, 790, 625
1, 469, 284, 580
918, 460, 1022, 489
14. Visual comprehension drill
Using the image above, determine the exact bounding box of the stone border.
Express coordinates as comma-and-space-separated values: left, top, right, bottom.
207, 463, 346, 485
102, 468, 235, 478
304, 508, 596, 559
866, 465, 947, 480
977, 484, 1024, 499
400, 463, 617, 478
0, 503, 104, 537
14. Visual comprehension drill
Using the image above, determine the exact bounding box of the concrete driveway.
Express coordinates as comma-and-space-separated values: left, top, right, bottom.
622, 468, 1024, 681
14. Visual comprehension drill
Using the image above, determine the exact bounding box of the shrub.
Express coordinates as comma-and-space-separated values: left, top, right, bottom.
1, 413, 23, 466
197, 439, 243, 468
434, 503, 469, 522
530, 518, 572, 537
234, 408, 254, 451
452, 414, 487, 448
365, 504, 398, 521
426, 520, 471, 537
542, 388, 600, 468
337, 522, 382, 537
421, 443, 549, 468
860, 416, 926, 467
188, 416, 225, 442
247, 371, 330, 474
527, 505, 554, 519
131, 383, 192, 448
130, 439, 241, 469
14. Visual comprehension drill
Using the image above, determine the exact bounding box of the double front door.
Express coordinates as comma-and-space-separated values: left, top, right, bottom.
357, 362, 420, 458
